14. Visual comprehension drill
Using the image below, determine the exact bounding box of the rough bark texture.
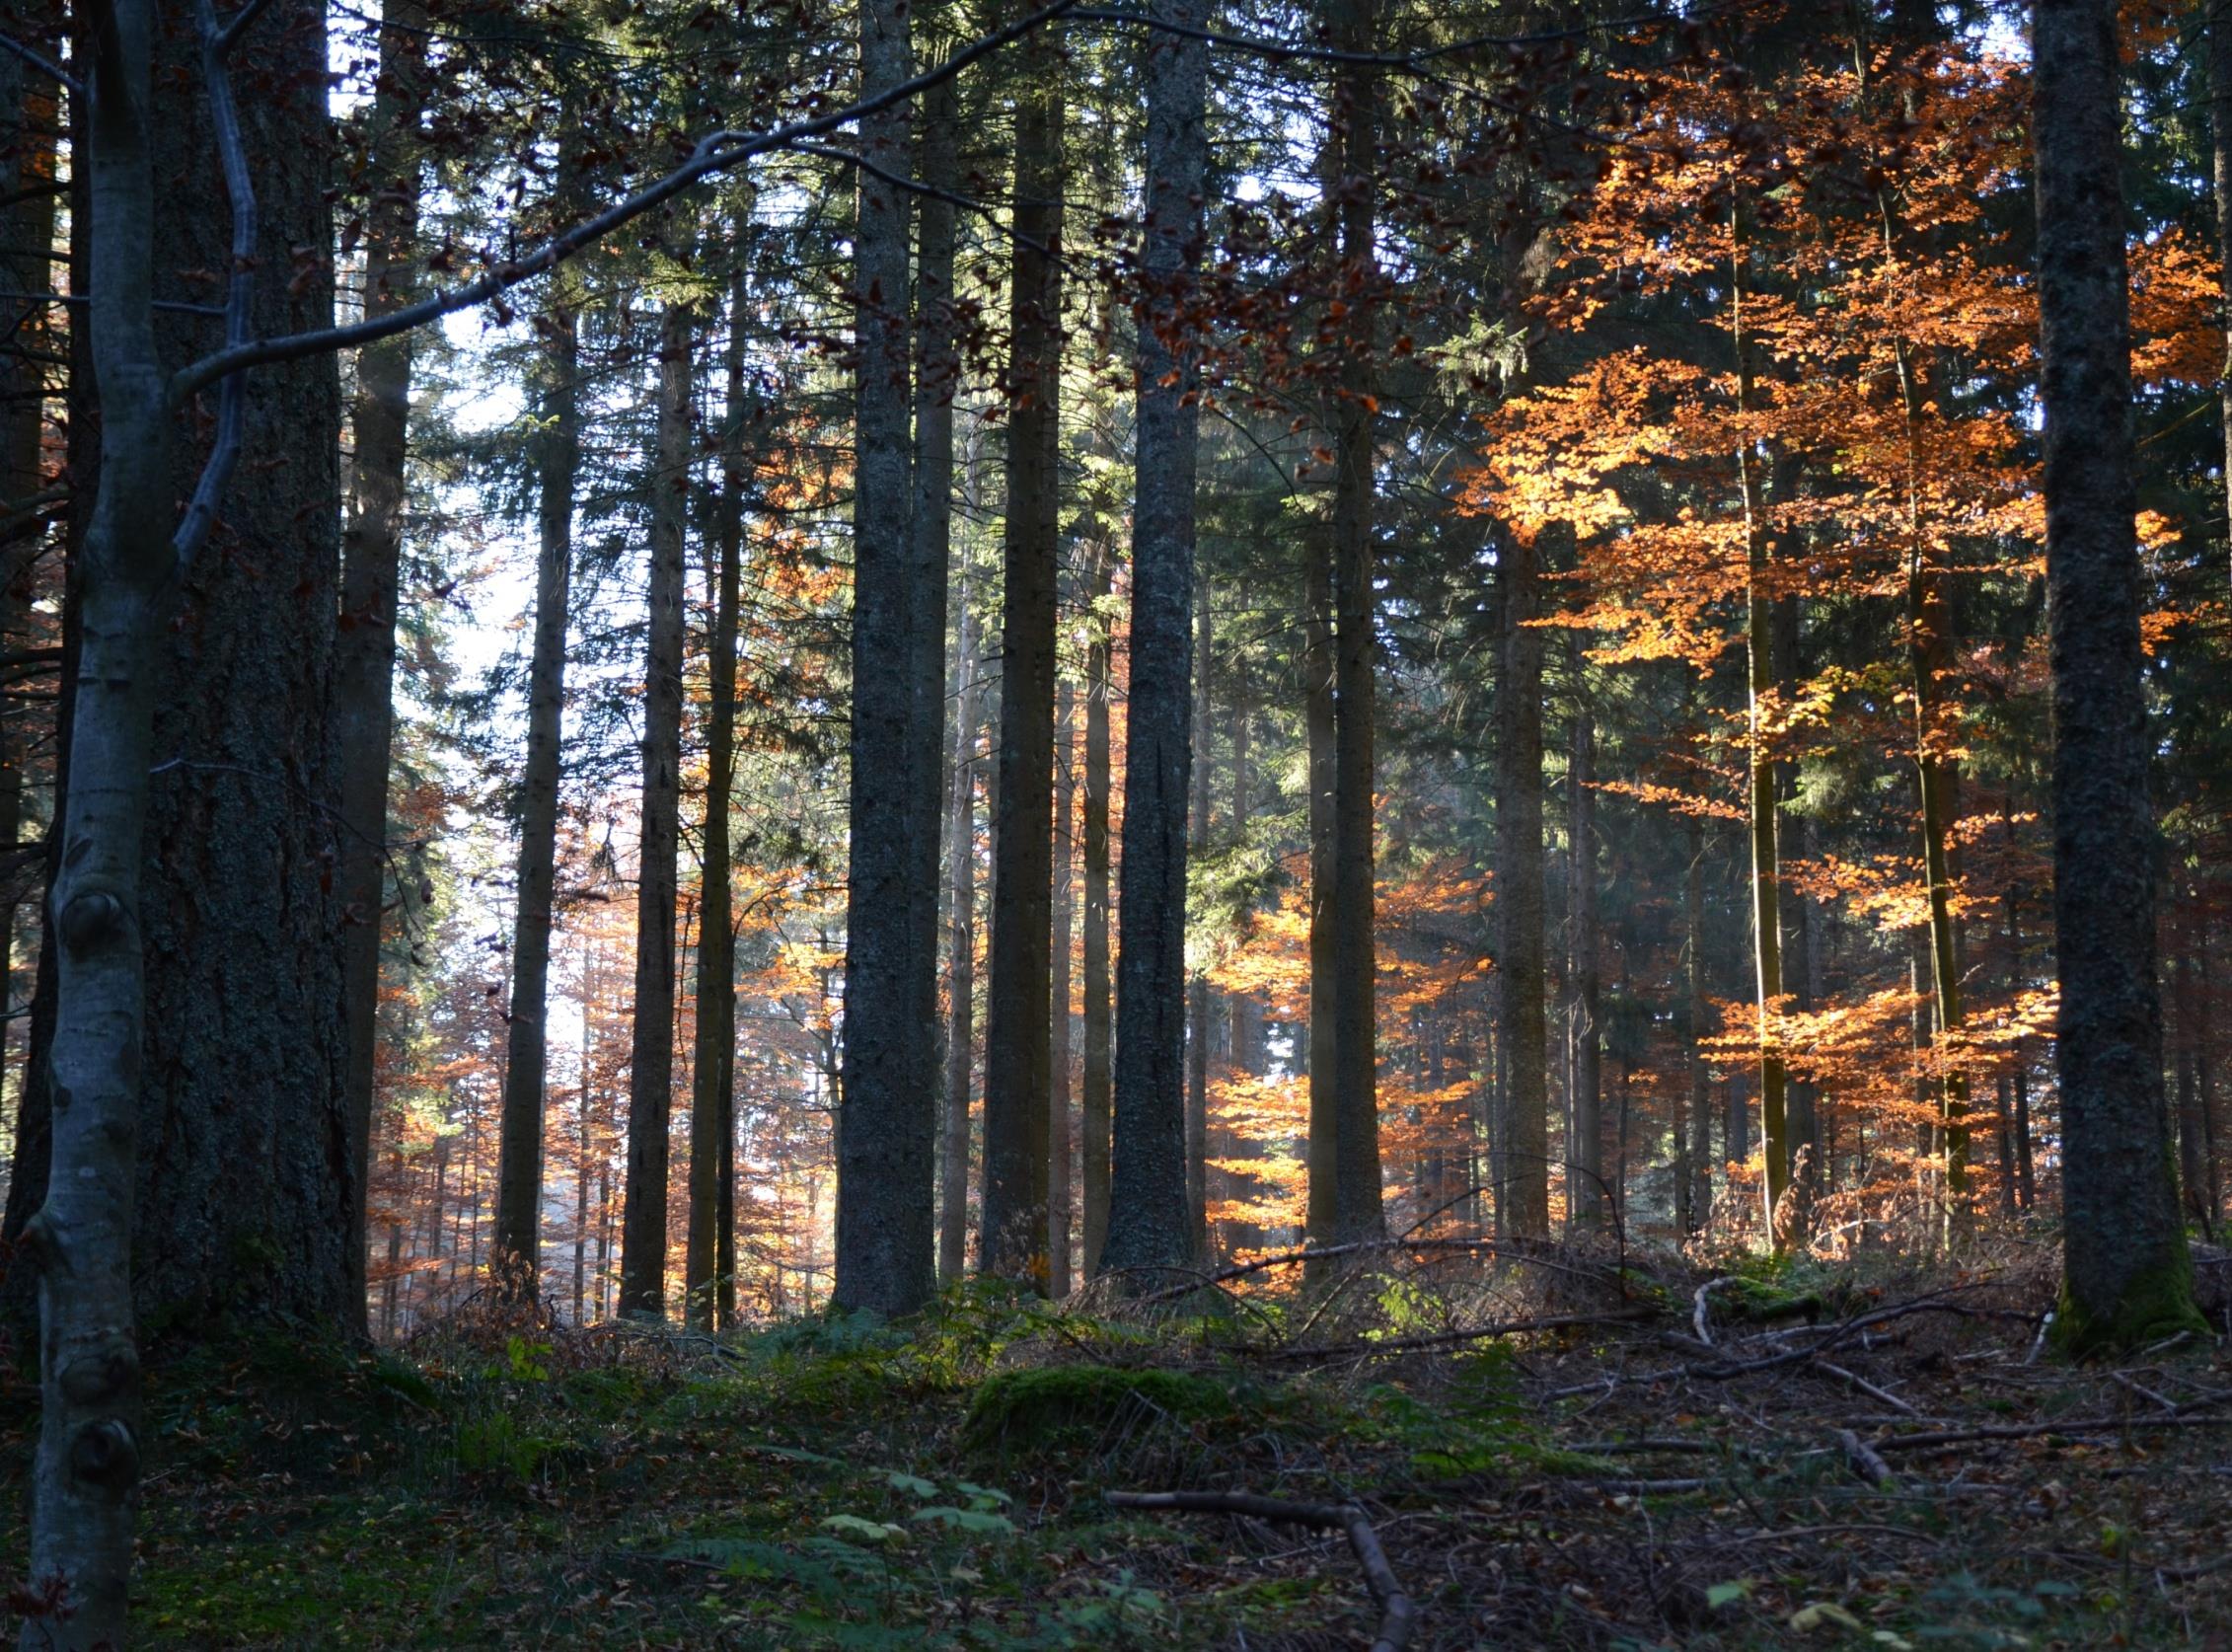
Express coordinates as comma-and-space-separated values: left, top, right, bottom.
2032, 0, 2203, 1352
907, 64, 958, 1297
1080, 540, 1113, 1274
833, 0, 932, 1314
1684, 808, 1712, 1228
1328, 0, 1384, 1244
980, 21, 1064, 1283
685, 274, 748, 1329
2214, 0, 2232, 583
1495, 529, 1549, 1238
1101, 0, 1206, 1278
619, 301, 694, 1318
492, 241, 580, 1300
940, 563, 980, 1283
1566, 644, 1602, 1232
1731, 200, 1789, 1241
1050, 682, 1077, 1292
1304, 517, 1338, 1250
334, 0, 423, 1336
135, 0, 349, 1338
18, 0, 170, 1635
1184, 571, 1212, 1258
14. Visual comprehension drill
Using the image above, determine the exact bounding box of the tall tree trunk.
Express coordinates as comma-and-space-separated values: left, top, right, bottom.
685, 272, 748, 1329
981, 20, 1065, 1282
1773, 598, 1817, 1197
1730, 196, 1790, 1242
22, 0, 342, 1632
1495, 529, 1549, 1238
135, 0, 348, 1333
1184, 568, 1212, 1257
940, 564, 980, 1283
1566, 639, 1601, 1232
619, 301, 694, 1319
2033, 0, 2201, 1350
0, 0, 55, 1198
1685, 810, 1713, 1229
334, 0, 424, 1337
1102, 0, 1207, 1277
1328, 0, 1384, 1245
0, 0, 56, 1323
2213, 0, 2232, 590
833, 0, 933, 1314
492, 228, 580, 1301
1304, 522, 1338, 1249
1080, 540, 1113, 1274
1049, 681, 1077, 1291
575, 945, 595, 1323
2176, 897, 2214, 1235
917, 69, 970, 1292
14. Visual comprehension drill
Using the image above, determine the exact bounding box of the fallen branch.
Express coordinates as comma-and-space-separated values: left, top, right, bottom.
1871, 1402, 2232, 1455
1692, 1277, 1739, 1346
1139, 1237, 1616, 1304
1836, 1428, 1895, 1487
1258, 1309, 1656, 1362
1107, 1489, 1416, 1651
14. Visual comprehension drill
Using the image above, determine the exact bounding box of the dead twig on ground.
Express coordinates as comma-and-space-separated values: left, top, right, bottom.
1107, 1488, 1417, 1651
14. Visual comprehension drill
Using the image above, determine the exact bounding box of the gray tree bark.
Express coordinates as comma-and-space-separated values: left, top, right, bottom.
980, 17, 1065, 1282
2033, 0, 2203, 1351
1184, 569, 1212, 1258
619, 301, 695, 1318
834, 0, 934, 1314
1495, 528, 1548, 1238
1565, 641, 1602, 1232
1080, 539, 1113, 1274
1051, 680, 1077, 1291
1102, 0, 1207, 1278
940, 560, 980, 1283
1730, 199, 1789, 1243
492, 202, 581, 1302
1327, 0, 1384, 1245
686, 271, 748, 1329
334, 0, 424, 1336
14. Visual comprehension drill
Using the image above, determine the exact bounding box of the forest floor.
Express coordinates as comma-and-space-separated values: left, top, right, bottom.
8, 1237, 2232, 1650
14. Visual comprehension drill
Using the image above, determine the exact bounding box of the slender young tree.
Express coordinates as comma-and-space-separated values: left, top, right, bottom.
1304, 523, 1338, 1249
1566, 641, 1602, 1232
1080, 539, 1114, 1273
492, 221, 582, 1301
1730, 195, 1791, 1240
1050, 680, 1078, 1291
1102, 0, 1208, 1277
686, 270, 749, 1329
1495, 528, 1549, 1237
834, 0, 933, 1314
1185, 570, 1213, 1256
940, 559, 981, 1282
619, 299, 695, 1318
2214, 0, 2232, 586
981, 15, 1066, 1281
1327, 0, 1385, 1244
2032, 0, 2205, 1350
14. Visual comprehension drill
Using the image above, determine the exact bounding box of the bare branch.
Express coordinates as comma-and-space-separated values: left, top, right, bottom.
1066, 2, 1705, 67
170, 0, 1082, 407
0, 290, 228, 318
173, 0, 258, 568
0, 31, 81, 97
216, 0, 279, 53
781, 141, 1059, 261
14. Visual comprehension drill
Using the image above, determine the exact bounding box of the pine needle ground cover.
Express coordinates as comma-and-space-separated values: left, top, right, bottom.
7, 1250, 2231, 1650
